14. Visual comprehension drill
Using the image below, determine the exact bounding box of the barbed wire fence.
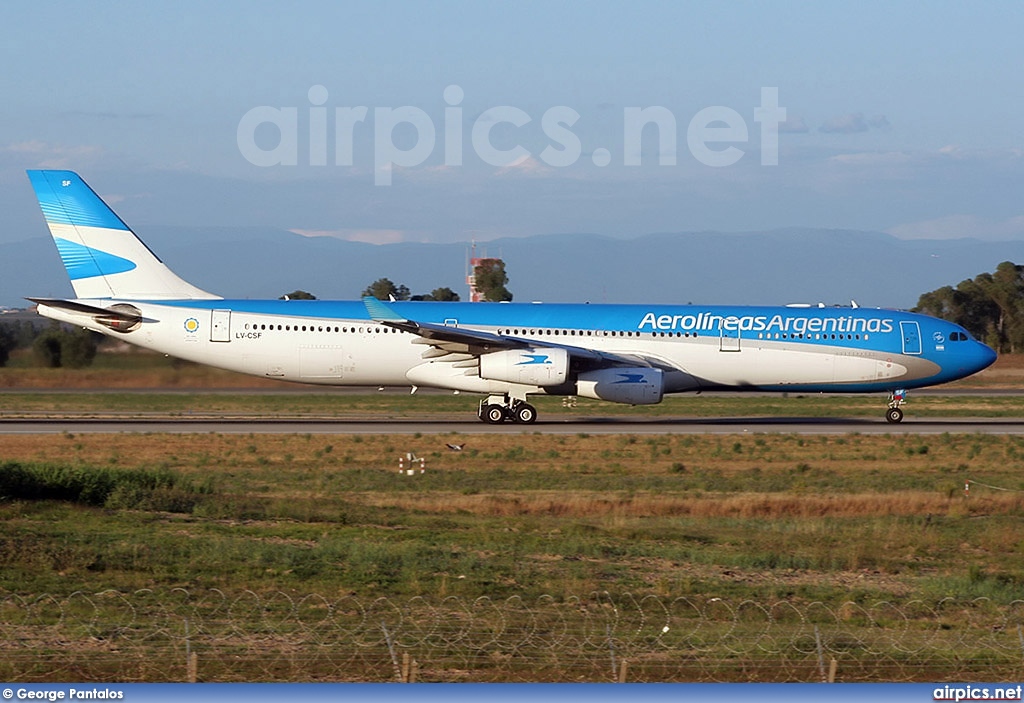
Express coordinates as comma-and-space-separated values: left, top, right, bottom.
2, 590, 1023, 682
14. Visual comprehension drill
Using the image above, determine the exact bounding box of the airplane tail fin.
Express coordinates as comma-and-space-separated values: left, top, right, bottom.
27, 170, 219, 300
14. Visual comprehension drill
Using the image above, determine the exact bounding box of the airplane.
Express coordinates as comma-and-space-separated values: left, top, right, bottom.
25, 170, 997, 424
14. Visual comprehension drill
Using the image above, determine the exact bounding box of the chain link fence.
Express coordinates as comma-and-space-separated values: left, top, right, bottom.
2, 590, 1023, 682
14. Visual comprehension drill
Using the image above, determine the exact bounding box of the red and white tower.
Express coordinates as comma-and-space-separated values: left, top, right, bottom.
466, 242, 485, 302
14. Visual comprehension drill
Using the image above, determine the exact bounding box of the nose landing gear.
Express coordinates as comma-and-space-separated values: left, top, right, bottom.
886, 389, 906, 423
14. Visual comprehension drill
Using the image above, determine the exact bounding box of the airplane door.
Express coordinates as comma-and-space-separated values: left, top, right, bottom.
211, 309, 231, 342
900, 321, 921, 355
299, 346, 344, 379
720, 328, 741, 352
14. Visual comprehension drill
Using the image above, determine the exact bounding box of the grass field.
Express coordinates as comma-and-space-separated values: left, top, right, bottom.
3, 431, 1023, 604
2, 348, 1024, 680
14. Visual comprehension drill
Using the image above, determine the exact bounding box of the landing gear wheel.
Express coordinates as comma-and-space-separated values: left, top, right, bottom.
483, 404, 507, 424
512, 403, 537, 424
885, 407, 904, 424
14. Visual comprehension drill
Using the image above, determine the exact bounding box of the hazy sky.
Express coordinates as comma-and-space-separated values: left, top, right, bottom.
2, 1, 1023, 245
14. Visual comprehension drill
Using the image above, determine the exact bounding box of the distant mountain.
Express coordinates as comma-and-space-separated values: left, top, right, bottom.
3, 226, 1024, 310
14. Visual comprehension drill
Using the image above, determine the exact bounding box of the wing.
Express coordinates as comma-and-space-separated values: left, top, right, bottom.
362, 297, 676, 371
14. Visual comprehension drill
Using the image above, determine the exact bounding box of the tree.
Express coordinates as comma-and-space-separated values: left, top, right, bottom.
412, 287, 461, 302
914, 261, 1024, 353
32, 324, 98, 368
33, 328, 64, 368
279, 290, 316, 300
980, 262, 1024, 352
0, 324, 16, 367
62, 328, 100, 368
2, 320, 39, 348
474, 258, 513, 302
361, 278, 410, 301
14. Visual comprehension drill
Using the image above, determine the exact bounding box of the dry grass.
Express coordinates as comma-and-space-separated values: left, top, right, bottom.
2, 429, 1024, 609
354, 491, 1023, 519
0, 363, 297, 389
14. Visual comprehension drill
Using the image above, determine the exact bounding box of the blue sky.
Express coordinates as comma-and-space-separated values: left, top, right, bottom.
2, 1, 1023, 244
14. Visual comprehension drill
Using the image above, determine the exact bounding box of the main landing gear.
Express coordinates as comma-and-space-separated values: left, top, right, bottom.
886, 389, 907, 423
478, 394, 537, 424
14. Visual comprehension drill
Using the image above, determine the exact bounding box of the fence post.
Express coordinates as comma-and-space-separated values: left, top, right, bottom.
607, 624, 617, 680
618, 659, 629, 683
184, 617, 195, 683
402, 652, 411, 683
187, 652, 198, 683
828, 657, 837, 683
382, 621, 402, 682
815, 626, 827, 682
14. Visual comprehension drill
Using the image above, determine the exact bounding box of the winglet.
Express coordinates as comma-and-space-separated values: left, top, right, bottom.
362, 296, 405, 322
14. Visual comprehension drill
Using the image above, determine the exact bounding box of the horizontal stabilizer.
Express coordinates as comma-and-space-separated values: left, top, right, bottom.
29, 297, 144, 333
28, 297, 138, 321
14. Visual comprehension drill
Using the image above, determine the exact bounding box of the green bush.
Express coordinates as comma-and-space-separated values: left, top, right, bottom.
0, 461, 201, 511
31, 326, 98, 368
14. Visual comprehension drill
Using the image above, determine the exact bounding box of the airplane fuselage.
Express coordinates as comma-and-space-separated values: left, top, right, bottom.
38, 297, 992, 395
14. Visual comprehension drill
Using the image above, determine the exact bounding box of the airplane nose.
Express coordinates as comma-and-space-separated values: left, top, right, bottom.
975, 342, 998, 372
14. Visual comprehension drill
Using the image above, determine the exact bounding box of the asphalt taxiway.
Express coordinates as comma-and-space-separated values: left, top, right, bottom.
2, 416, 1023, 435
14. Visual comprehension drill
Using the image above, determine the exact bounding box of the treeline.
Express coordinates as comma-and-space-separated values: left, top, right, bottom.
280, 283, 461, 302
358, 258, 512, 303
914, 261, 1024, 353
360, 280, 461, 302
0, 320, 100, 369
285, 258, 514, 304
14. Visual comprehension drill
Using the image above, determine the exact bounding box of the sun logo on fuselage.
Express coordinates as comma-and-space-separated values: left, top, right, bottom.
184, 317, 200, 334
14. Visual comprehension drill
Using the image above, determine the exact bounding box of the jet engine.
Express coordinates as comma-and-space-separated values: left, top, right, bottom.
576, 367, 664, 405
479, 347, 569, 387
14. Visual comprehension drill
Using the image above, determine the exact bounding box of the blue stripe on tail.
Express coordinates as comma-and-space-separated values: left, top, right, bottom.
27, 170, 130, 231
53, 237, 136, 280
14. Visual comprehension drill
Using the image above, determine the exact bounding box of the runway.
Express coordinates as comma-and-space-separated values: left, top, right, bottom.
3, 416, 1024, 434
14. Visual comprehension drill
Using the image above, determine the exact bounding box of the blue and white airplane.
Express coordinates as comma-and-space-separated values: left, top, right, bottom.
26, 170, 997, 424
